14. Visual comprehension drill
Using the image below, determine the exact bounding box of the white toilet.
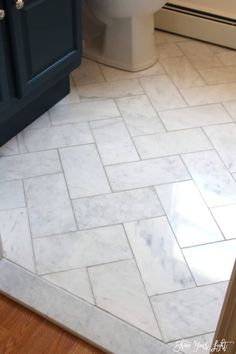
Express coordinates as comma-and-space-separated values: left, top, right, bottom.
83, 0, 167, 72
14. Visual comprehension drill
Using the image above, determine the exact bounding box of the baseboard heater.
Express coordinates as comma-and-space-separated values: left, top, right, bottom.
155, 3, 236, 49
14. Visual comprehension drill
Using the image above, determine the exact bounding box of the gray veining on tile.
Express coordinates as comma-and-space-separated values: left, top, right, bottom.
134, 129, 212, 159
182, 150, 236, 207
90, 118, 139, 165
0, 181, 25, 210
124, 217, 195, 296
33, 225, 132, 274
0, 137, 19, 156
211, 204, 236, 239
106, 156, 190, 191
73, 187, 164, 230
156, 181, 223, 247
71, 58, 105, 86
59, 145, 110, 198
140, 75, 186, 111
159, 104, 232, 131
151, 282, 227, 342
50, 99, 120, 126
89, 259, 162, 339
24, 174, 76, 238
183, 240, 236, 285
43, 268, 94, 304
204, 123, 236, 172
116, 95, 165, 137
0, 209, 35, 272
18, 123, 93, 153
0, 150, 61, 182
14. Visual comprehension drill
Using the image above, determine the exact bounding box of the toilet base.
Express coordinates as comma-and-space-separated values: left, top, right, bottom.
83, 14, 158, 72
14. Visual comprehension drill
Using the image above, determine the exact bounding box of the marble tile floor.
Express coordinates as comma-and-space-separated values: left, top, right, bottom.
0, 30, 236, 354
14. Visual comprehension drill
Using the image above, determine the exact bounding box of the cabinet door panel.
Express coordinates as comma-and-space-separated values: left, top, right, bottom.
6, 0, 82, 97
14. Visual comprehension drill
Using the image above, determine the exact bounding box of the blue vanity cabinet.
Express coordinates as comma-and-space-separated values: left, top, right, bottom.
0, 0, 82, 146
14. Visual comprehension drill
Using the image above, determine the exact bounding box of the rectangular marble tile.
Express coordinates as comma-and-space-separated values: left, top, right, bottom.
211, 204, 236, 239
223, 101, 236, 120
183, 240, 236, 285
182, 150, 236, 207
151, 282, 227, 342
125, 217, 195, 296
204, 123, 236, 172
90, 118, 139, 165
216, 51, 236, 66
33, 225, 132, 274
0, 180, 25, 211
73, 187, 164, 229
25, 112, 51, 130
89, 260, 162, 339
77, 79, 143, 101
71, 58, 105, 86
116, 95, 165, 137
156, 181, 223, 247
59, 145, 110, 199
159, 104, 232, 131
199, 66, 236, 85
0, 137, 19, 156
134, 129, 212, 159
0, 150, 61, 182
0, 208, 35, 272
106, 156, 190, 191
24, 173, 76, 238
180, 83, 236, 105
140, 75, 186, 111
100, 61, 165, 81
50, 100, 120, 125
156, 43, 183, 59
178, 41, 222, 69
159, 56, 205, 89
18, 123, 93, 153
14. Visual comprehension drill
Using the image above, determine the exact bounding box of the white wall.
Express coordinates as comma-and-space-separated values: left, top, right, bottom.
170, 0, 236, 19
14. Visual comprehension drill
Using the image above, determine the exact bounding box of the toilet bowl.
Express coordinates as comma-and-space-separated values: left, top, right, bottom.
83, 0, 167, 71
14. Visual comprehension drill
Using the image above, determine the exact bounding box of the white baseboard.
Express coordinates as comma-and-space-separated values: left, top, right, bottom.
155, 5, 236, 49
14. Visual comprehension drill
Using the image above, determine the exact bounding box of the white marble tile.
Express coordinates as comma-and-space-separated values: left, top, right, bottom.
59, 145, 110, 199
134, 129, 212, 159
124, 217, 195, 296
33, 225, 132, 274
73, 188, 164, 230
91, 118, 139, 165
26, 112, 51, 130
159, 104, 232, 131
0, 259, 174, 354
0, 208, 35, 272
182, 150, 236, 207
183, 240, 236, 285
43, 268, 94, 304
223, 101, 236, 120
178, 41, 222, 69
71, 58, 105, 86
156, 43, 183, 59
155, 30, 188, 44
77, 79, 143, 101
159, 56, 205, 89
199, 66, 236, 85
57, 78, 80, 105
0, 150, 61, 182
204, 123, 236, 172
156, 181, 223, 247
89, 260, 162, 339
18, 123, 93, 153
100, 61, 165, 81
211, 204, 236, 239
50, 99, 120, 125
106, 156, 190, 191
116, 95, 165, 137
0, 137, 19, 156
151, 282, 227, 342
140, 75, 186, 111
24, 173, 76, 238
180, 83, 236, 106
0, 181, 25, 210
169, 333, 214, 354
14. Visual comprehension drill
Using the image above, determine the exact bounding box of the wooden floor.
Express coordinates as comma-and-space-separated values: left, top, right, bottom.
0, 294, 104, 354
